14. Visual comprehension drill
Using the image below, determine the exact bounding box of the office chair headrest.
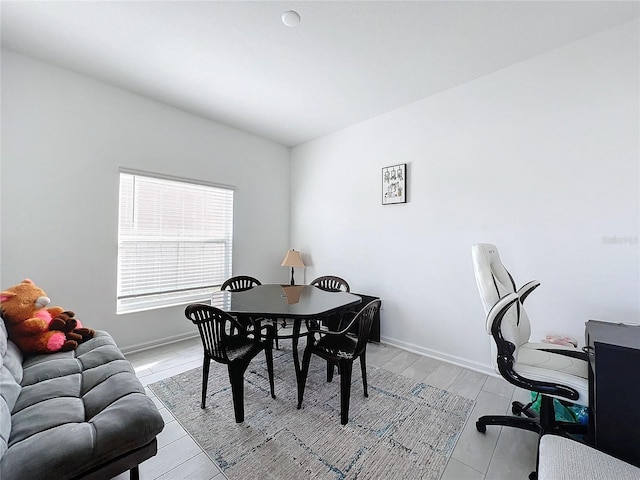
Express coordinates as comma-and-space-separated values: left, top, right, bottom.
472, 243, 517, 315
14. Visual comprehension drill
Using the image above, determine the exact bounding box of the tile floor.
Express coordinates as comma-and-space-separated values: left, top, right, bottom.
116, 338, 538, 479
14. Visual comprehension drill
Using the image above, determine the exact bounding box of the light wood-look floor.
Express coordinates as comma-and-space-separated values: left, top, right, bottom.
116, 338, 538, 480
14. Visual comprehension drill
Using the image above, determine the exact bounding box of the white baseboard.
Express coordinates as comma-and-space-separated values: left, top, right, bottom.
379, 335, 498, 378
120, 331, 498, 379
121, 332, 199, 355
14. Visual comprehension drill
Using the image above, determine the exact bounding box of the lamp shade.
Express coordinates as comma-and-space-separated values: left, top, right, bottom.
281, 249, 305, 268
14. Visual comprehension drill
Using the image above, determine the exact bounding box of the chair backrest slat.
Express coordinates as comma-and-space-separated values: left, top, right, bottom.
311, 276, 350, 292
221, 275, 261, 292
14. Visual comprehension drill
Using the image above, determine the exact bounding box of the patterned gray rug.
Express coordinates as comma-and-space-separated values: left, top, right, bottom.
149, 347, 474, 480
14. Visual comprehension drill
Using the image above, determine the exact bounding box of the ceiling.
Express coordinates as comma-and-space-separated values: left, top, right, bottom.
2, 1, 639, 147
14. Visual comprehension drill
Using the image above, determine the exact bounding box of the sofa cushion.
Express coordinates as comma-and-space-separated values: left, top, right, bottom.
0, 319, 23, 461
1, 330, 164, 480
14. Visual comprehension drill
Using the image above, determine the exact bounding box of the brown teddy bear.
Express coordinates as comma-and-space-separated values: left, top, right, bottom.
0, 279, 94, 354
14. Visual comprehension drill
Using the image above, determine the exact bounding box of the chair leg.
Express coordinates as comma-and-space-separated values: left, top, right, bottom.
359, 352, 368, 397
297, 346, 313, 409
228, 361, 249, 423
264, 343, 276, 399
339, 360, 353, 425
130, 465, 139, 480
476, 414, 542, 434
513, 400, 537, 418
327, 361, 334, 382
336, 312, 345, 332
271, 319, 279, 350
275, 318, 287, 350
539, 395, 555, 433
201, 357, 211, 409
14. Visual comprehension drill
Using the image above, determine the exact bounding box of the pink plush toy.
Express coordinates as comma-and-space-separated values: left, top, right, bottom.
543, 334, 578, 348
0, 279, 94, 354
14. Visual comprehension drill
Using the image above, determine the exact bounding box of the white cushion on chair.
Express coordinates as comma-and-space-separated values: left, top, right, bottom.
473, 244, 532, 345
515, 343, 589, 405
539, 435, 640, 480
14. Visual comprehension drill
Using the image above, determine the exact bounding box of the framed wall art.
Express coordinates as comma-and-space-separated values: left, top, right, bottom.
382, 163, 406, 205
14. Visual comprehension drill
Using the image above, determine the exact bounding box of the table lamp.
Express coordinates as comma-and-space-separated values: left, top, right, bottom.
281, 249, 305, 285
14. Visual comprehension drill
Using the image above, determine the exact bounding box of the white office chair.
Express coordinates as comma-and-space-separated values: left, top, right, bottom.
471, 244, 589, 442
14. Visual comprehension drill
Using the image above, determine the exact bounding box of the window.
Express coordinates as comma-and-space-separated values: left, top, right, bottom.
117, 171, 234, 313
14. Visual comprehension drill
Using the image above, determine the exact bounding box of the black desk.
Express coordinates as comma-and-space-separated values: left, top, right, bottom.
585, 320, 640, 467
211, 284, 362, 381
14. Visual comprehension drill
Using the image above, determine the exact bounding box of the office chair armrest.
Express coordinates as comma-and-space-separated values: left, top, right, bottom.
517, 280, 541, 304
497, 358, 581, 401
490, 294, 580, 402
538, 347, 588, 362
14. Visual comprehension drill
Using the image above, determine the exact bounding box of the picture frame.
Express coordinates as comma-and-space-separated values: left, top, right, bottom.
382, 163, 407, 205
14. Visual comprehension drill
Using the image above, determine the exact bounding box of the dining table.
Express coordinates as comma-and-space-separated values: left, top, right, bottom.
210, 283, 362, 382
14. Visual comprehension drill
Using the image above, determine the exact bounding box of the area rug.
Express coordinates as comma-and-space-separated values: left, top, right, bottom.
149, 347, 474, 480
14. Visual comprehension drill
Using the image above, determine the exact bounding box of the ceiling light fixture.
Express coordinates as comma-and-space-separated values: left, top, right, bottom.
282, 10, 301, 27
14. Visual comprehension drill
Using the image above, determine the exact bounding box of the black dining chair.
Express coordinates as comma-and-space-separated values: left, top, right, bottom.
185, 303, 275, 423
221, 275, 261, 292
310, 275, 354, 334
310, 275, 350, 293
297, 299, 381, 425
221, 275, 270, 341
272, 277, 351, 350
275, 276, 351, 350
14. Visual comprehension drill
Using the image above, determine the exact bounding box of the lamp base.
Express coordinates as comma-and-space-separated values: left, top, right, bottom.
290, 267, 295, 285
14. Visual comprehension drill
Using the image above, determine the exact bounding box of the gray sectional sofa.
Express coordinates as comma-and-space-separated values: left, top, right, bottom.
0, 319, 164, 479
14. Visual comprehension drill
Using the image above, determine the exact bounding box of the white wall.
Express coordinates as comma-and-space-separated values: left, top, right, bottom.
290, 21, 640, 374
1, 49, 291, 351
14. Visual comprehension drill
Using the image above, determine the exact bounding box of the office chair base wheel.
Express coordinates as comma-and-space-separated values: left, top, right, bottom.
528, 471, 537, 480
476, 421, 486, 433
512, 402, 524, 416
512, 400, 537, 418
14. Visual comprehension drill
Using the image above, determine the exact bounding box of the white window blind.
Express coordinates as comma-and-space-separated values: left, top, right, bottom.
117, 172, 234, 314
